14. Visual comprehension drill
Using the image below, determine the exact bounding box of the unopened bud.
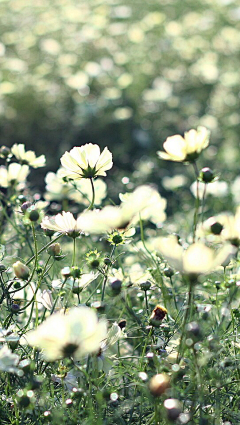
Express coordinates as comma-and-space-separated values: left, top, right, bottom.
21, 202, 32, 213
13, 261, 30, 280
28, 208, 40, 222
140, 281, 151, 291
149, 373, 170, 396
70, 267, 82, 278
0, 146, 10, 158
109, 279, 122, 295
47, 243, 61, 257
199, 167, 215, 183
163, 267, 174, 278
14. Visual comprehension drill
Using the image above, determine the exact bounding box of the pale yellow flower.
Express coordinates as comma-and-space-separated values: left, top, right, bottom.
198, 208, 240, 246
22, 306, 107, 361
41, 211, 82, 238
11, 144, 46, 168
157, 126, 210, 162
78, 185, 167, 234
0, 163, 29, 189
60, 143, 113, 180
156, 235, 235, 275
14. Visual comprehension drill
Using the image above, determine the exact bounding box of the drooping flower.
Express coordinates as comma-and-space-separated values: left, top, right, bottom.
0, 163, 29, 189
155, 235, 236, 276
60, 143, 113, 180
11, 144, 46, 168
157, 126, 210, 162
41, 211, 82, 238
77, 185, 167, 234
22, 306, 107, 361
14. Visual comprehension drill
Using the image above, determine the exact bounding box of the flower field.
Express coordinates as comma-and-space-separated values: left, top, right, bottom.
0, 0, 240, 424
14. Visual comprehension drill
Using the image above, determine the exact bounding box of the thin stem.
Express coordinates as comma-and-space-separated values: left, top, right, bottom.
87, 178, 95, 211
201, 183, 207, 223
72, 237, 76, 267
177, 277, 194, 362
192, 161, 200, 242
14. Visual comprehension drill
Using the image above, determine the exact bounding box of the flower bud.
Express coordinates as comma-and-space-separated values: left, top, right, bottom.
44, 228, 55, 237
118, 319, 126, 329
199, 167, 215, 183
109, 279, 122, 295
21, 202, 32, 213
0, 146, 10, 158
28, 208, 40, 222
13, 261, 30, 280
163, 267, 174, 278
149, 305, 167, 327
149, 373, 170, 396
0, 264, 7, 272
140, 281, 151, 291
47, 243, 61, 257
70, 267, 82, 278
11, 303, 21, 313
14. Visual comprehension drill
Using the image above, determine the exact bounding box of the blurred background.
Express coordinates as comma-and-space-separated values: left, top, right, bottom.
1, 0, 240, 210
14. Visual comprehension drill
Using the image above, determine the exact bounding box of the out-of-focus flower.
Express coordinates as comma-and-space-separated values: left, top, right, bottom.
44, 169, 107, 205
41, 211, 82, 238
155, 235, 236, 276
0, 345, 20, 373
11, 144, 46, 168
190, 180, 228, 199
60, 143, 113, 180
22, 306, 107, 361
0, 163, 29, 189
13, 261, 30, 280
157, 126, 210, 162
98, 322, 125, 373
78, 185, 166, 234
162, 174, 187, 191
199, 208, 240, 247
52, 272, 98, 293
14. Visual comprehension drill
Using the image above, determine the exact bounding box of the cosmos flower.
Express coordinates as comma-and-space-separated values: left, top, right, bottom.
22, 306, 107, 361
157, 126, 210, 162
0, 163, 29, 189
11, 144, 46, 168
41, 211, 82, 238
77, 185, 167, 234
60, 143, 113, 180
198, 208, 240, 247
155, 235, 235, 276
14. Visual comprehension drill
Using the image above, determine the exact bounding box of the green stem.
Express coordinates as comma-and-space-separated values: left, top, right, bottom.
177, 277, 194, 362
87, 178, 95, 211
192, 161, 199, 242
72, 237, 76, 267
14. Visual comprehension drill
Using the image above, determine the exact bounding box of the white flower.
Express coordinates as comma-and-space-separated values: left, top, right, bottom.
98, 322, 125, 373
41, 211, 82, 238
78, 185, 167, 234
198, 208, 240, 246
60, 143, 113, 180
155, 235, 236, 275
190, 180, 228, 199
157, 126, 210, 162
22, 306, 107, 361
44, 169, 107, 205
0, 163, 29, 189
0, 345, 19, 373
11, 144, 46, 168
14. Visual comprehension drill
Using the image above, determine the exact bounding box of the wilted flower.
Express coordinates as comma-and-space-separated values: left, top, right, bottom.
11, 144, 46, 168
0, 345, 20, 373
41, 211, 82, 238
60, 143, 113, 180
13, 261, 30, 280
155, 235, 236, 276
150, 305, 168, 326
157, 126, 210, 162
0, 163, 29, 189
78, 185, 166, 234
22, 306, 107, 361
